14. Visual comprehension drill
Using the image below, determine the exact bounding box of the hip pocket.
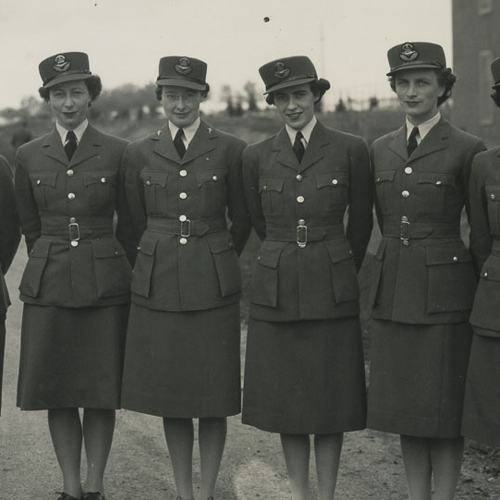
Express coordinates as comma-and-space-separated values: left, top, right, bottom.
19, 239, 52, 298
206, 233, 241, 297
131, 234, 158, 298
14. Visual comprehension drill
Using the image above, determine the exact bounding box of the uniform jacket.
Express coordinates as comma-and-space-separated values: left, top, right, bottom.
468, 147, 500, 336
122, 120, 251, 312
243, 120, 373, 322
0, 156, 20, 315
15, 125, 133, 308
370, 117, 485, 324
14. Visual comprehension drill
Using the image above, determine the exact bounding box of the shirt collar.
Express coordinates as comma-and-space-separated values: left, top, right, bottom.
285, 116, 317, 146
56, 119, 88, 145
406, 111, 441, 143
168, 117, 201, 146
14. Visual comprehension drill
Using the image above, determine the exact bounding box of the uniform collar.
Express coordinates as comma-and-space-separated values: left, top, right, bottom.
56, 119, 88, 145
168, 117, 201, 147
406, 111, 441, 144
285, 116, 317, 147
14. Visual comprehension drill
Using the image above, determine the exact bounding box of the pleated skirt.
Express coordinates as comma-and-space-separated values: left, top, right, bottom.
462, 332, 500, 446
17, 303, 129, 410
367, 319, 472, 438
121, 302, 241, 418
242, 316, 367, 434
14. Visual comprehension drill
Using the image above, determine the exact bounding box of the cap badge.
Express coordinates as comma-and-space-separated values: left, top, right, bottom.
175, 57, 193, 76
274, 62, 290, 79
53, 54, 71, 73
400, 43, 418, 62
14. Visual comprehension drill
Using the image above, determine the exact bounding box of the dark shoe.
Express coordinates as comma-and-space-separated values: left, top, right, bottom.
56, 493, 82, 500
83, 493, 105, 500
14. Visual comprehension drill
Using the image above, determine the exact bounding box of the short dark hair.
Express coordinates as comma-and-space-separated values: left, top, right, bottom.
38, 75, 103, 103
389, 68, 456, 106
265, 78, 331, 105
155, 84, 210, 101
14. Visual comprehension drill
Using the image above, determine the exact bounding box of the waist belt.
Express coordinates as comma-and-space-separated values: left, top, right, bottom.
41, 216, 113, 243
383, 218, 460, 246
147, 217, 227, 237
266, 222, 345, 248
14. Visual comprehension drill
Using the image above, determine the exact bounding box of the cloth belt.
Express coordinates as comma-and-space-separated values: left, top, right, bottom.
383, 220, 460, 246
266, 223, 345, 248
41, 216, 113, 240
147, 217, 227, 237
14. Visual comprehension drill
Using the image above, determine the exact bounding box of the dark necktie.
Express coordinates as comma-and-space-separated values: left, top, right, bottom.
407, 126, 419, 157
64, 130, 77, 160
174, 128, 186, 159
293, 131, 305, 163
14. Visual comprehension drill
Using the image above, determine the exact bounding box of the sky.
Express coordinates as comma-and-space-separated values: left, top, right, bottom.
0, 0, 452, 111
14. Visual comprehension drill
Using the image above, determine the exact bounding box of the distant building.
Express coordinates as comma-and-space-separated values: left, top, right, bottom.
453, 0, 500, 146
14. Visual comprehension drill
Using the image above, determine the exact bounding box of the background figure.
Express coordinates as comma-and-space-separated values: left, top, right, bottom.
367, 42, 486, 500
462, 56, 500, 447
0, 155, 20, 416
241, 56, 372, 500
15, 52, 133, 500
120, 56, 251, 500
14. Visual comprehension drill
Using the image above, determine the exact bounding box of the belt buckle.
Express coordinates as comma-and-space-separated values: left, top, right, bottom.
296, 219, 307, 248
69, 221, 81, 241
180, 219, 191, 238
400, 217, 410, 246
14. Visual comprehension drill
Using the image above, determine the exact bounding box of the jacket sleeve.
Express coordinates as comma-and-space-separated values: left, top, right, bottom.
0, 156, 20, 273
14, 146, 40, 255
469, 152, 492, 275
346, 136, 373, 271
462, 137, 487, 226
226, 138, 252, 256
242, 144, 266, 241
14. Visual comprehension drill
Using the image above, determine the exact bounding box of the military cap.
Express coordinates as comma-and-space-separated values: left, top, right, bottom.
387, 42, 446, 76
156, 56, 208, 91
491, 57, 500, 89
39, 52, 93, 88
259, 56, 318, 94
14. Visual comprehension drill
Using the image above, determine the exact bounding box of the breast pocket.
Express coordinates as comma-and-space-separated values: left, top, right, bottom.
196, 168, 227, 216
374, 170, 396, 216
84, 171, 117, 211
259, 177, 285, 215
141, 171, 168, 215
426, 241, 476, 314
29, 172, 58, 209
416, 172, 457, 217
316, 171, 349, 211
486, 186, 500, 234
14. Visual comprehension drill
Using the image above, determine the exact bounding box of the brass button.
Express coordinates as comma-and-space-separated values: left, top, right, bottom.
68, 193, 76, 200
67, 169, 74, 177
180, 170, 187, 177
100, 177, 106, 183
70, 240, 79, 247
484, 272, 488, 278
491, 194, 496, 200
452, 256, 458, 262
179, 192, 187, 200
435, 180, 442, 186
297, 196, 305, 203
180, 237, 188, 245
179, 215, 187, 222
36, 179, 41, 185
332, 179, 339, 185
404, 167, 412, 174
402, 190, 410, 198
146, 180, 151, 186
296, 174, 303, 181
212, 175, 218, 181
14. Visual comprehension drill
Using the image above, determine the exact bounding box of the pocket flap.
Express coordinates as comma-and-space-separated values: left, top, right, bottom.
206, 233, 235, 254
30, 239, 52, 257
480, 258, 500, 282
259, 177, 284, 193
30, 172, 58, 187
316, 171, 349, 188
324, 239, 353, 263
137, 234, 158, 256
255, 243, 284, 269
84, 171, 116, 186
426, 243, 472, 266
418, 172, 456, 187
375, 170, 396, 184
91, 238, 126, 258
196, 169, 225, 187
141, 171, 168, 187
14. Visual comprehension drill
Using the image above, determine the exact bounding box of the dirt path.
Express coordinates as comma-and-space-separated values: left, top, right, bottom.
1, 248, 499, 499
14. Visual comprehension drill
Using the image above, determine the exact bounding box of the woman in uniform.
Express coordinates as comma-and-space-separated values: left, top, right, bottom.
462, 56, 500, 447
241, 56, 372, 500
367, 42, 485, 500
15, 52, 133, 500
120, 56, 251, 500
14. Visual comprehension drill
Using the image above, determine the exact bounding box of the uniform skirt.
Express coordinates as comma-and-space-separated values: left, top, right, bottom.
367, 319, 472, 438
121, 302, 241, 418
462, 332, 500, 446
242, 316, 367, 434
17, 303, 129, 410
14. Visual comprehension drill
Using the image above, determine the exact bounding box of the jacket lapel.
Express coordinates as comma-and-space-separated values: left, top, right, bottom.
153, 123, 180, 164
70, 125, 104, 167
182, 121, 217, 164
409, 118, 449, 163
273, 128, 300, 171
388, 125, 409, 162
42, 129, 69, 167
298, 122, 329, 173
